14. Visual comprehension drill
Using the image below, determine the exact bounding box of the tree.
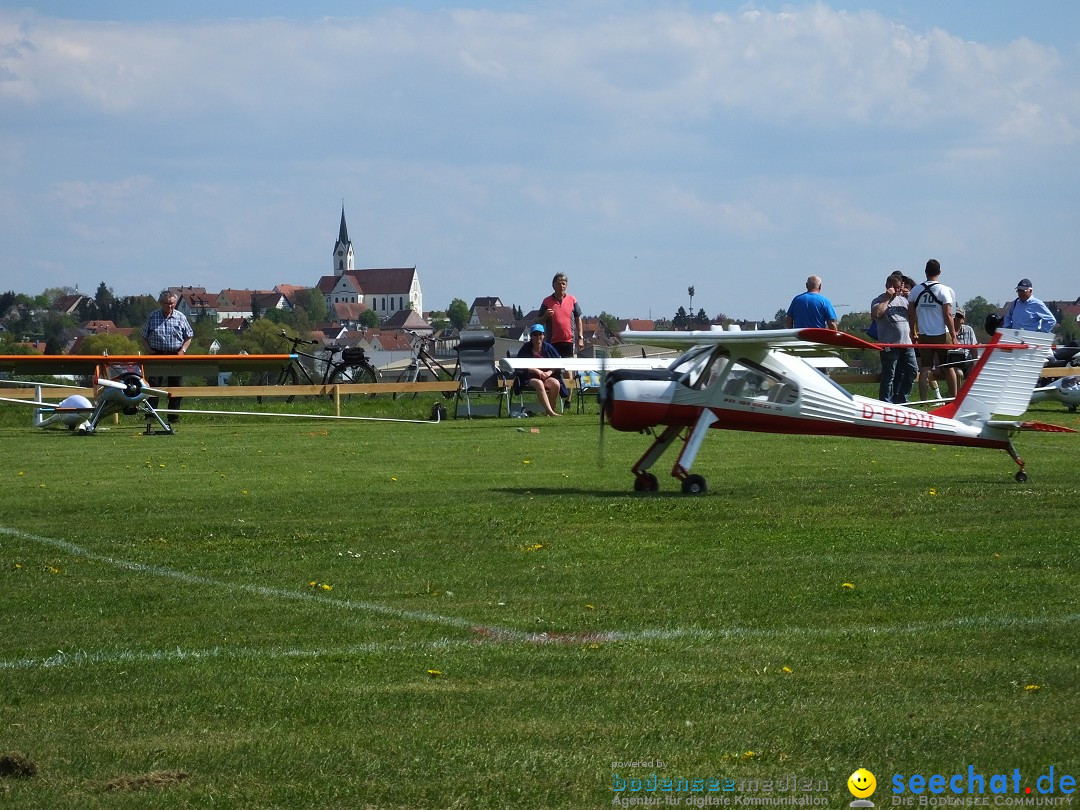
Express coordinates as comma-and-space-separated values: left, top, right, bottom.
81, 332, 143, 356
359, 309, 380, 328
598, 311, 620, 335
116, 295, 157, 329
838, 310, 880, 373
764, 309, 787, 330
41, 286, 76, 304
0, 332, 41, 354
1053, 305, 1079, 343
694, 308, 709, 327
961, 296, 999, 342
239, 318, 290, 354
673, 306, 688, 330
94, 282, 116, 320
427, 310, 450, 331
290, 288, 328, 324
447, 298, 470, 330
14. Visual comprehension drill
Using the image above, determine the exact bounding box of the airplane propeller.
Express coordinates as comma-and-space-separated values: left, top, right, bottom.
596, 354, 610, 469
95, 376, 169, 400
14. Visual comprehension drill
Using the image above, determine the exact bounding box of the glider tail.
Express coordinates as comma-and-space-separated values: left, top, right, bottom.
932, 328, 1055, 426
32, 385, 50, 428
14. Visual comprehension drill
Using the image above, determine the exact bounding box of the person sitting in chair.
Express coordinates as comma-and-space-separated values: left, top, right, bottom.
515, 324, 568, 417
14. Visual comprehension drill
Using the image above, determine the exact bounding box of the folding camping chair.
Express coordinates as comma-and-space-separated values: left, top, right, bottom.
453, 330, 510, 418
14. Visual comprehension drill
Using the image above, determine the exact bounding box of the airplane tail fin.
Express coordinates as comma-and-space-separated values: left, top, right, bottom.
32, 385, 47, 428
932, 328, 1055, 426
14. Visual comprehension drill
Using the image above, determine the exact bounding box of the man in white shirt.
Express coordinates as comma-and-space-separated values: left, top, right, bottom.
908, 259, 957, 400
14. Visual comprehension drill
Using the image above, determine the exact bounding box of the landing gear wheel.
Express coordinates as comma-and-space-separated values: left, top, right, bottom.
681, 474, 708, 495
633, 473, 659, 493
1015, 470, 1028, 483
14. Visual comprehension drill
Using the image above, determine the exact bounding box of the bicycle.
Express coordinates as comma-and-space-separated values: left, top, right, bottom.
261, 331, 380, 402
392, 329, 459, 400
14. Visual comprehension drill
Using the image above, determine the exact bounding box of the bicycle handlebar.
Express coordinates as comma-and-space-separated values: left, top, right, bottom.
278, 330, 319, 347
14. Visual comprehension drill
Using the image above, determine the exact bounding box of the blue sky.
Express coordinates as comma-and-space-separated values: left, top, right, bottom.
2, 1, 1078, 322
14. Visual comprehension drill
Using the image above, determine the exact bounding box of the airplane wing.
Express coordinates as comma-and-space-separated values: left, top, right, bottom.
620, 328, 878, 352
498, 357, 675, 373
0, 354, 295, 377
0, 395, 93, 411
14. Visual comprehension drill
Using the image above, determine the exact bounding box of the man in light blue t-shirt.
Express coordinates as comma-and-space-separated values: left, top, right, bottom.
785, 275, 839, 329
1003, 278, 1057, 333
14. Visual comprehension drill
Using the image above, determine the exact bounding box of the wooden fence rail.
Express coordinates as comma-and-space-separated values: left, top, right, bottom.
2, 368, 1075, 415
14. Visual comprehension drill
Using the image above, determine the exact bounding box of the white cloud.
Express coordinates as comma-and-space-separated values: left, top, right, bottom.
0, 3, 1077, 316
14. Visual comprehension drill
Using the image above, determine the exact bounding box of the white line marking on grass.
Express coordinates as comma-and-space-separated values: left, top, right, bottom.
0, 639, 476, 672
0, 525, 517, 635
3, 525, 1079, 673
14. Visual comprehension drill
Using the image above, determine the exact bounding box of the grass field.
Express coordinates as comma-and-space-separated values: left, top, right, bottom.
1, 394, 1078, 808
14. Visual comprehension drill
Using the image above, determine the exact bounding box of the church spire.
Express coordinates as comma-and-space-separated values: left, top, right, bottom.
338, 204, 349, 245
333, 204, 354, 276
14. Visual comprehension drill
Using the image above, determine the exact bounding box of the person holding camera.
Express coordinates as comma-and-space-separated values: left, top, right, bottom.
871, 272, 917, 403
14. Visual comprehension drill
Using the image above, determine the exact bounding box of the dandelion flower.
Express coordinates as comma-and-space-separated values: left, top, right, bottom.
782, 666, 793, 674
320, 583, 332, 591
842, 582, 855, 590
1024, 684, 1040, 692
742, 750, 757, 761
427, 669, 443, 678
928, 487, 937, 496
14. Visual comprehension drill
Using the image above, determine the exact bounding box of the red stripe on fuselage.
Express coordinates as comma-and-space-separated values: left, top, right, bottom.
609, 400, 1009, 450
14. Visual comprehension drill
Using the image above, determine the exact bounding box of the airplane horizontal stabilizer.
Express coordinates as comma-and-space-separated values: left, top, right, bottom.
987, 420, 1076, 434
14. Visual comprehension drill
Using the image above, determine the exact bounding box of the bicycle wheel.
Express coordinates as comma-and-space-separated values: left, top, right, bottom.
329, 363, 379, 397
392, 364, 418, 401
427, 360, 459, 398
256, 364, 299, 404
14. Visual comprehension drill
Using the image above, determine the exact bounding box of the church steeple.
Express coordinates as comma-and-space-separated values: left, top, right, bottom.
333, 204, 354, 276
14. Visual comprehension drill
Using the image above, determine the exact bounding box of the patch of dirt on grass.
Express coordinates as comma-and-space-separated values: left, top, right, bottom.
103, 769, 190, 792
0, 751, 37, 778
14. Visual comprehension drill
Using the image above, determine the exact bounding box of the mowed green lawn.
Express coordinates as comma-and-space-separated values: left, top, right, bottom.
0, 396, 1078, 808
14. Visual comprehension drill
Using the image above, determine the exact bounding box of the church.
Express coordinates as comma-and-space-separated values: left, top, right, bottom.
316, 207, 423, 322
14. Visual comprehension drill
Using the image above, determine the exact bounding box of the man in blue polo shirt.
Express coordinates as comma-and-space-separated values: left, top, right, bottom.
786, 275, 839, 329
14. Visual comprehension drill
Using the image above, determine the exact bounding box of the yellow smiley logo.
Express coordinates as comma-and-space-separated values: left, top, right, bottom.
848, 768, 877, 799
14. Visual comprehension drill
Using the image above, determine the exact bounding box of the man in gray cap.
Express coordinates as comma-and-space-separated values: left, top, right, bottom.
1003, 279, 1057, 333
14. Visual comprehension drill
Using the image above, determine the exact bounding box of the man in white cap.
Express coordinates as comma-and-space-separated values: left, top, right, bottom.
1003, 279, 1057, 333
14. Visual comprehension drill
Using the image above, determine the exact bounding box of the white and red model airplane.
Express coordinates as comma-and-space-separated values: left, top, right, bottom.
602, 327, 1073, 494
0, 353, 292, 434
